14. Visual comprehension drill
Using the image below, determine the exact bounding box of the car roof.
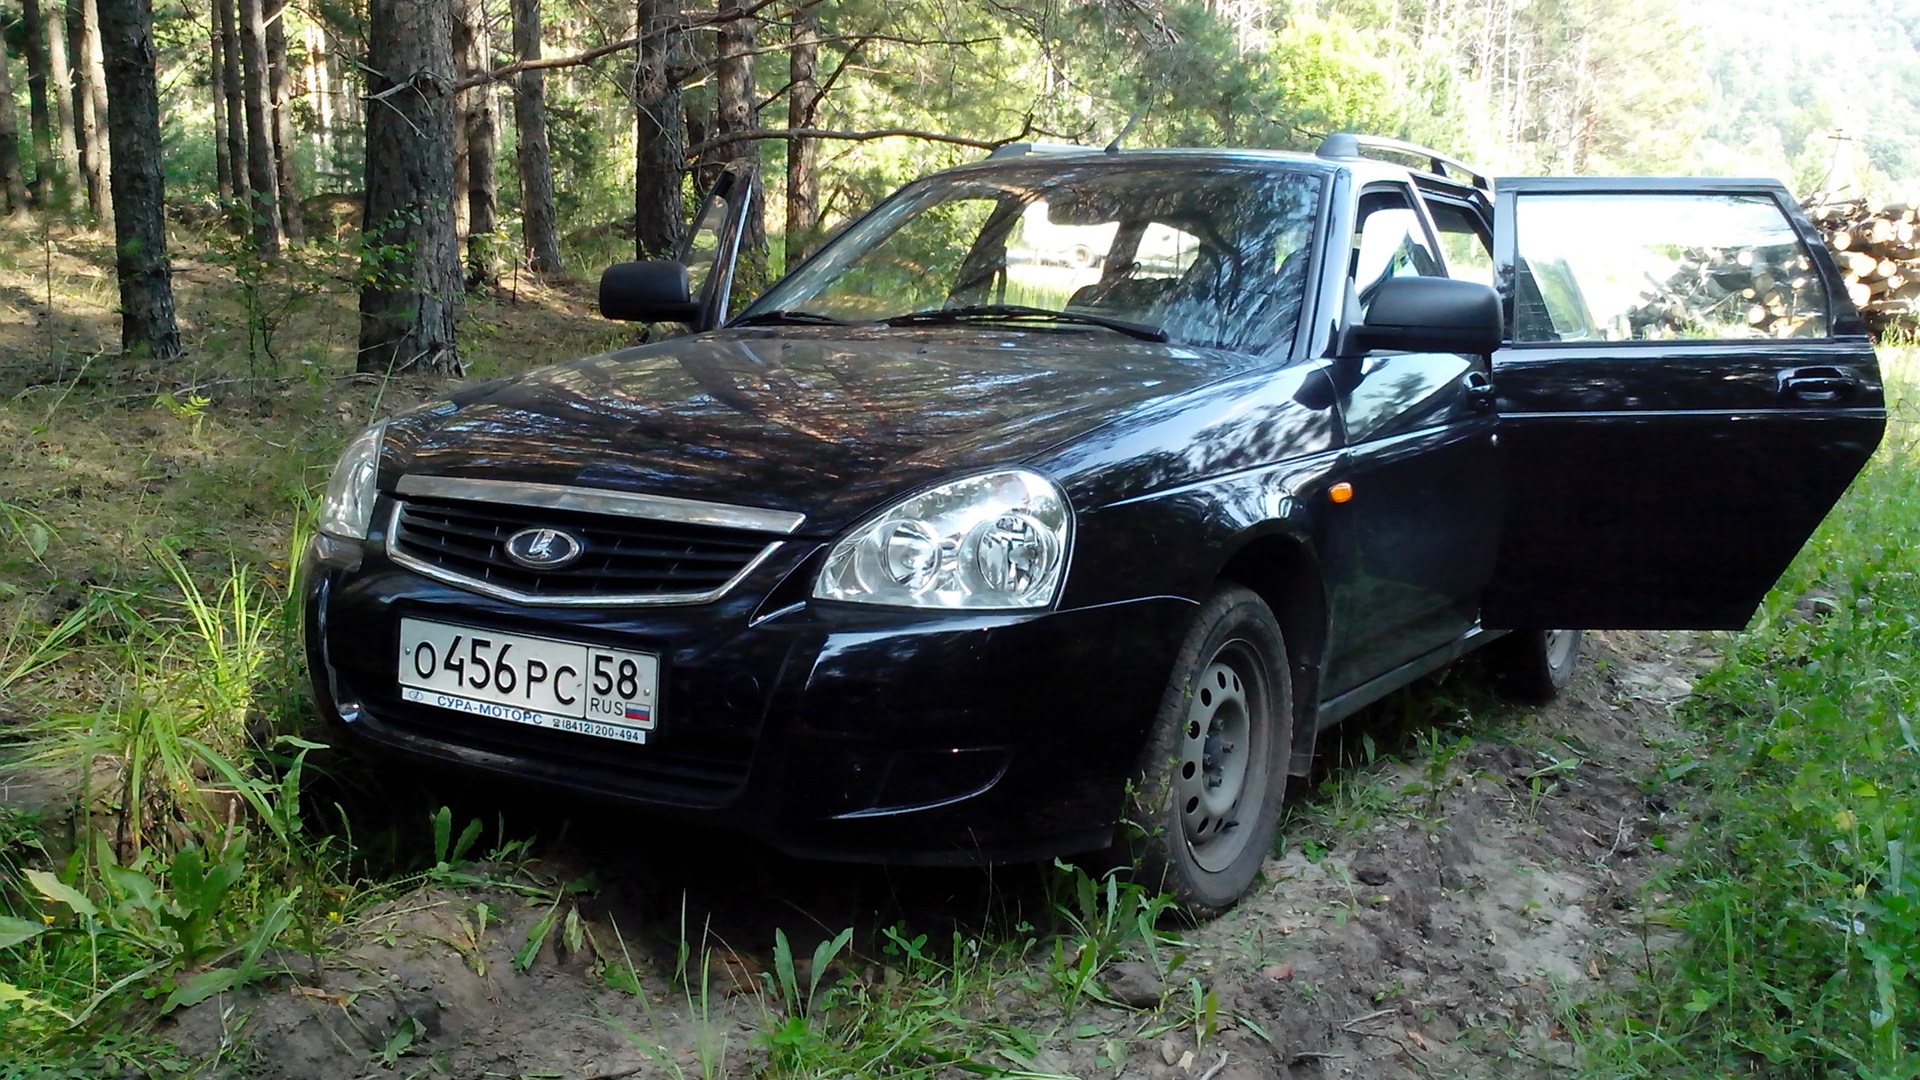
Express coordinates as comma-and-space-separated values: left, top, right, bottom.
936, 144, 1481, 199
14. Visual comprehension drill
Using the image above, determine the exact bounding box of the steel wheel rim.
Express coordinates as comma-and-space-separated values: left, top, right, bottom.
1176, 638, 1270, 873
1544, 629, 1578, 673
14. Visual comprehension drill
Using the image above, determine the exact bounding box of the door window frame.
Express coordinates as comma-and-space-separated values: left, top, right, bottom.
1346, 182, 1448, 308
1490, 177, 1866, 348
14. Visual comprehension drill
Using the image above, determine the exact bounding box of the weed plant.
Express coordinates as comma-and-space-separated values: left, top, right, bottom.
1580, 350, 1920, 1078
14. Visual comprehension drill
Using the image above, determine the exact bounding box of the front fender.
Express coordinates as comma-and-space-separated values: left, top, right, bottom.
1054, 454, 1341, 609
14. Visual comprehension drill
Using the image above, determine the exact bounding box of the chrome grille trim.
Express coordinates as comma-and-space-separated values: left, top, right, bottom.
384, 502, 785, 608
394, 475, 806, 535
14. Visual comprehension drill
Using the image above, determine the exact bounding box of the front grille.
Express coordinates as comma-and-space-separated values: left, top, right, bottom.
389, 497, 778, 603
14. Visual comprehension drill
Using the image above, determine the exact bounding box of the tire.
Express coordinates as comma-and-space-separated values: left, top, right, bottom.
1122, 585, 1293, 916
1485, 628, 1583, 704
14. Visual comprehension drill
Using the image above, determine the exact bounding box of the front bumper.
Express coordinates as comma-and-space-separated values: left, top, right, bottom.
302, 534, 1193, 865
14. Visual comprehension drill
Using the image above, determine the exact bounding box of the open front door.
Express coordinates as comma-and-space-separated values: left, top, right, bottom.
677, 167, 758, 331
1484, 177, 1886, 629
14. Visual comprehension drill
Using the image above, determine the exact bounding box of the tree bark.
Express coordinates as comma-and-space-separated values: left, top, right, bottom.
96, 0, 182, 357
0, 36, 31, 216
452, 0, 496, 290
784, 3, 819, 266
216, 0, 248, 225
633, 0, 684, 260
37, 0, 79, 210
237, 0, 281, 250
714, 2, 763, 289
265, 0, 303, 241
20, 0, 56, 207
450, 23, 469, 242
307, 23, 333, 162
75, 0, 112, 225
358, 0, 460, 375
210, 16, 233, 204
510, 0, 562, 274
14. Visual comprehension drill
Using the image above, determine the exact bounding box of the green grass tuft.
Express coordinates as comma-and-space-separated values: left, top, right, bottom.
1578, 349, 1920, 1078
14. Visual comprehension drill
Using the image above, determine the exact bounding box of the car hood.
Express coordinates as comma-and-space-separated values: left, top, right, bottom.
394, 326, 1253, 534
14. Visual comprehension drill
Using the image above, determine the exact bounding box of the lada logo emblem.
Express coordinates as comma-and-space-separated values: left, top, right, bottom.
504, 527, 585, 570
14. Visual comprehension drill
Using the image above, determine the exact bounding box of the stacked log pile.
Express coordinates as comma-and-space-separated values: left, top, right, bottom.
1806, 199, 1920, 333
1625, 243, 1826, 339
1626, 199, 1920, 339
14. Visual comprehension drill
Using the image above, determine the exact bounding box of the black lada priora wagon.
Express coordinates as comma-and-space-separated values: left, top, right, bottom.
304, 135, 1884, 911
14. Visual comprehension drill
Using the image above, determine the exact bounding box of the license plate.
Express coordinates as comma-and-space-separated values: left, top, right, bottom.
397, 618, 660, 745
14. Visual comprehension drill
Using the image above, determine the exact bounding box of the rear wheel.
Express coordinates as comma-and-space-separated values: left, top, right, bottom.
1123, 586, 1292, 916
1486, 628, 1583, 703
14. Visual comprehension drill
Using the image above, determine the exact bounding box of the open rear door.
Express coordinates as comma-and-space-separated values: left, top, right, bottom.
1484, 177, 1885, 629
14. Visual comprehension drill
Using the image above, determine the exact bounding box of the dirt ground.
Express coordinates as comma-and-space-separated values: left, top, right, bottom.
165, 630, 1711, 1079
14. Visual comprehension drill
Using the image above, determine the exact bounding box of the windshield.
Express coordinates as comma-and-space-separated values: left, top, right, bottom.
745, 162, 1326, 353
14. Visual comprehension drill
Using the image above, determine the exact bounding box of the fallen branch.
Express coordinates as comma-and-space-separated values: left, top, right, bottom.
1341, 1007, 1399, 1030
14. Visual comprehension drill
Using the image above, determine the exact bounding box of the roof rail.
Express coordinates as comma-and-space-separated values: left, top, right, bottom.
1316, 133, 1490, 191
987, 141, 1097, 159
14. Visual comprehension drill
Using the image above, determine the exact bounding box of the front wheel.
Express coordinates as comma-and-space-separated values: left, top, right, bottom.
1123, 586, 1292, 916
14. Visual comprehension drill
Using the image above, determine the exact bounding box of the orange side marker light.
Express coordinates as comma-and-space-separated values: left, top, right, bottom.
1329, 482, 1354, 504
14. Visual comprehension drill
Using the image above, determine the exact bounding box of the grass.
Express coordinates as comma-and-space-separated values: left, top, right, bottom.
1575, 349, 1920, 1078
0, 222, 624, 1073
7, 220, 1920, 1077
0, 225, 1204, 1077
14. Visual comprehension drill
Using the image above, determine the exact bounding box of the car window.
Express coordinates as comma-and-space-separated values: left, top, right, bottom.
1004, 202, 1118, 292
1426, 201, 1493, 287
681, 190, 728, 302
1511, 192, 1832, 343
1350, 189, 1442, 302
1135, 222, 1202, 280
748, 164, 1326, 353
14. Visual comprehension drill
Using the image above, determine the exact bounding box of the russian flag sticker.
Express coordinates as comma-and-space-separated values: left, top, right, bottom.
623, 703, 654, 727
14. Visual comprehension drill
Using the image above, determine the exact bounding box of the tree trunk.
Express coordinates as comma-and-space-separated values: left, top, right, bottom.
510, 0, 561, 274
632, 0, 684, 260
450, 37, 468, 241
266, 0, 303, 241
0, 37, 31, 216
210, 15, 232, 204
452, 0, 496, 290
216, 0, 247, 225
75, 0, 111, 225
358, 0, 459, 375
714, 2, 763, 290
96, 0, 182, 357
20, 0, 56, 208
39, 0, 79, 210
784, 3, 819, 266
307, 23, 333, 162
238, 0, 281, 250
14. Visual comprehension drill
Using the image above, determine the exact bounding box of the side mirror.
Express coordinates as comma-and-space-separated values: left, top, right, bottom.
1344, 276, 1502, 356
599, 260, 699, 323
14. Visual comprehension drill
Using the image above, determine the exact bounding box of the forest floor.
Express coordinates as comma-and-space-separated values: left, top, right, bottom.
0, 225, 1904, 1078
153, 629, 1711, 1080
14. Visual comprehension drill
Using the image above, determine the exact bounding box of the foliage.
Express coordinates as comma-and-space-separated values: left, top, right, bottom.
1577, 351, 1920, 1077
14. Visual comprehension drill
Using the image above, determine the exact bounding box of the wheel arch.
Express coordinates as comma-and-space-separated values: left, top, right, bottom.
1214, 528, 1328, 777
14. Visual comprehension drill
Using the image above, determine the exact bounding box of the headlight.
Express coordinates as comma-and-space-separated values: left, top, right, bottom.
814, 469, 1072, 609
317, 422, 387, 540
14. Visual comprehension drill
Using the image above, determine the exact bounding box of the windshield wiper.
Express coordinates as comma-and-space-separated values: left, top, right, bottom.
733, 309, 853, 327
881, 304, 1170, 343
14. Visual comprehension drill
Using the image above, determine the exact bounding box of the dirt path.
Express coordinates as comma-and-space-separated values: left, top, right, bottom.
168, 631, 1713, 1078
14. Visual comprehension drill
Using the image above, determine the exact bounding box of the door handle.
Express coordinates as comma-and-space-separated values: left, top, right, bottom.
1462, 370, 1495, 411
1778, 366, 1860, 404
